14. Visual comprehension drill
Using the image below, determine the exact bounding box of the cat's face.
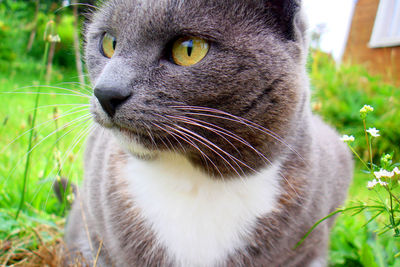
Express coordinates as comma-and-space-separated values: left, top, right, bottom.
86, 0, 308, 177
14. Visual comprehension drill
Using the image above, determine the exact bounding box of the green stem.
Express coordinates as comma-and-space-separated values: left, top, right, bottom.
389, 190, 400, 236
348, 144, 370, 171
15, 41, 49, 220
363, 119, 373, 171
294, 206, 370, 249
369, 136, 374, 170
52, 108, 68, 216
385, 186, 400, 206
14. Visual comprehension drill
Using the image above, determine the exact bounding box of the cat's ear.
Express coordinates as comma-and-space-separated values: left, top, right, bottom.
263, 0, 302, 41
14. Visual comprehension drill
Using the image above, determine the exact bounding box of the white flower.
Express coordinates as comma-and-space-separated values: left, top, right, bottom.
67, 193, 75, 203
360, 105, 374, 119
393, 167, 400, 175
366, 128, 380, 137
62, 0, 70, 7
367, 179, 378, 189
368, 177, 390, 189
382, 154, 392, 164
379, 180, 388, 186
374, 169, 395, 179
384, 154, 392, 160
47, 34, 61, 43
360, 105, 374, 113
340, 135, 355, 142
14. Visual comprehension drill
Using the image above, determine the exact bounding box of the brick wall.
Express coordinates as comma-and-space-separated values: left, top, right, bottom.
343, 0, 400, 86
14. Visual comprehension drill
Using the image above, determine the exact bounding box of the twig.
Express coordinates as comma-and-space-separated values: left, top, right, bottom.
93, 239, 103, 267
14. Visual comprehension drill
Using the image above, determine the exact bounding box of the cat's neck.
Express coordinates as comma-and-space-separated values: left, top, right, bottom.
122, 152, 282, 266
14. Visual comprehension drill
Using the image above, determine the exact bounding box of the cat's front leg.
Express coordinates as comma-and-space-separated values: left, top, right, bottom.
64, 199, 99, 266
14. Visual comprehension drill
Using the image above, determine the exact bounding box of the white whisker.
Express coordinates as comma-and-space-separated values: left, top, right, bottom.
26, 103, 90, 113
29, 121, 94, 207
174, 124, 256, 174
54, 82, 93, 95
164, 124, 245, 178
13, 84, 92, 97
2, 92, 91, 98
168, 114, 271, 165
2, 114, 93, 187
152, 122, 222, 177
42, 123, 95, 210
176, 107, 305, 163
167, 113, 300, 198
1, 107, 90, 154
166, 115, 242, 156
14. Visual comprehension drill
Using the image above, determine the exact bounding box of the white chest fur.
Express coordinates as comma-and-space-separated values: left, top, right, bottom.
124, 153, 281, 267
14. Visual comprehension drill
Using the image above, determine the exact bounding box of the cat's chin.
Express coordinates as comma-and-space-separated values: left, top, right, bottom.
111, 127, 158, 159
92, 108, 160, 158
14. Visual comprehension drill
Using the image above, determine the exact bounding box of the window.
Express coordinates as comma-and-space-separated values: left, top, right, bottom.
369, 0, 400, 48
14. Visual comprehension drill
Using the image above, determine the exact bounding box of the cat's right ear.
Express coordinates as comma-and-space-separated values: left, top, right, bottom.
262, 0, 303, 41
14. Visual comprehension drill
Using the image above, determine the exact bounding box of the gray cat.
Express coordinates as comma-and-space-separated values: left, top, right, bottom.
64, 0, 353, 266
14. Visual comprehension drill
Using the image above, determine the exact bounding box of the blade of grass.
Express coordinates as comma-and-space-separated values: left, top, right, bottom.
294, 205, 384, 249
15, 29, 50, 220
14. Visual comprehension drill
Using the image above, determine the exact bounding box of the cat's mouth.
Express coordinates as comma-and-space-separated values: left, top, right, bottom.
116, 124, 161, 143
91, 99, 164, 143
111, 120, 180, 154
105, 123, 172, 158
91, 110, 166, 154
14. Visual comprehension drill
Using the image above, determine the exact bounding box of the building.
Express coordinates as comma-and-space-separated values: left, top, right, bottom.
343, 0, 400, 85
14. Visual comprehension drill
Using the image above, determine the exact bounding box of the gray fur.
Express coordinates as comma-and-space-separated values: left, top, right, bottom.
65, 0, 353, 266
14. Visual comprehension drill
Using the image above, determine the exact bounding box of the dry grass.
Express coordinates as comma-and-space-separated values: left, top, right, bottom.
0, 222, 88, 267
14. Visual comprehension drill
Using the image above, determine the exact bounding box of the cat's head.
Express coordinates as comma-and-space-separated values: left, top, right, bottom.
85, 0, 309, 177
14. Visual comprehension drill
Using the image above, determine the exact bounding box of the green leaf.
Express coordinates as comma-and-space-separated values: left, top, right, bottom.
360, 243, 379, 267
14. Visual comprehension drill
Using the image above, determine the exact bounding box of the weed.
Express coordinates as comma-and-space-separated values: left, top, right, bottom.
296, 104, 400, 265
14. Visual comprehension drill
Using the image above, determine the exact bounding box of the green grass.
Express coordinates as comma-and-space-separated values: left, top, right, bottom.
307, 52, 400, 266
329, 170, 400, 266
307, 51, 400, 266
0, 58, 89, 240
309, 50, 400, 162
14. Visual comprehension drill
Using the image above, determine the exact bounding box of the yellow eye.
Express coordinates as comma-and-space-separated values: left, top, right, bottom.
172, 37, 209, 66
101, 33, 116, 58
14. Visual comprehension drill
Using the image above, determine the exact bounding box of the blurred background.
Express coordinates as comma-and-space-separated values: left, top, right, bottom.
0, 0, 399, 266
305, 0, 400, 85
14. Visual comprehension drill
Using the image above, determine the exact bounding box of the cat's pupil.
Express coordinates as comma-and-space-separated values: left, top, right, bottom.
186, 39, 193, 57
112, 39, 116, 50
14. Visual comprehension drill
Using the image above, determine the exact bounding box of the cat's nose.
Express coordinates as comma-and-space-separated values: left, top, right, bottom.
94, 87, 132, 117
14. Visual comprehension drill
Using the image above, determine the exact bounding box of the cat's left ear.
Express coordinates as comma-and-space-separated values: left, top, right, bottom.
263, 0, 303, 41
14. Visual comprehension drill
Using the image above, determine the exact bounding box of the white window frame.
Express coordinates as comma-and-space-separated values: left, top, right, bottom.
369, 0, 400, 48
